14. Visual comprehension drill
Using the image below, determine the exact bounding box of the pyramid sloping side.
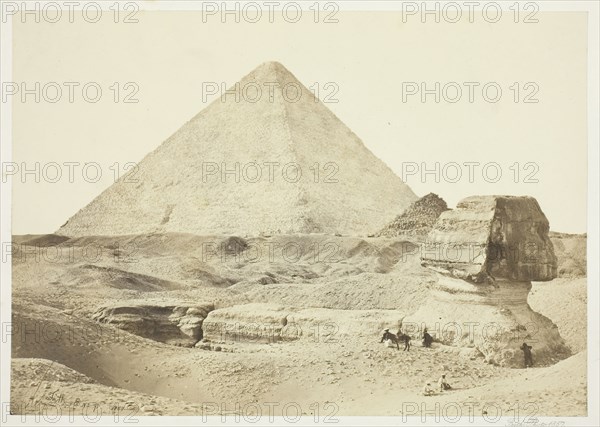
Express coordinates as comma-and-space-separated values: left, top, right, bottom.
58, 62, 416, 237
275, 65, 417, 234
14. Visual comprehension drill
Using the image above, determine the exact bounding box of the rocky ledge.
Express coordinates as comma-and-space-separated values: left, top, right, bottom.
405, 195, 569, 367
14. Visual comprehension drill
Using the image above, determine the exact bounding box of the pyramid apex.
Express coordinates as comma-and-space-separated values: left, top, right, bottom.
255, 60, 287, 71
244, 61, 297, 84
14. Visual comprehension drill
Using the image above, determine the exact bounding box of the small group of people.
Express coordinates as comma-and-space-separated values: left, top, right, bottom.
379, 328, 534, 368
379, 327, 434, 351
423, 374, 452, 396
377, 329, 534, 397
378, 327, 451, 396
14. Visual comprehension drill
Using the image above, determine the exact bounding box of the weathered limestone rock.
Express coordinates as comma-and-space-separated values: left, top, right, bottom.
92, 302, 214, 347
420, 196, 557, 283
405, 196, 569, 367
202, 304, 290, 344
201, 303, 404, 344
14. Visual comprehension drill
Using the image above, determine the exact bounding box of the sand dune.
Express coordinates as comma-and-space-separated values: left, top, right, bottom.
10, 232, 587, 416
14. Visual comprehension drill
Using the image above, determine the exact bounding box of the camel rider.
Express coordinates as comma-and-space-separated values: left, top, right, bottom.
380, 328, 393, 343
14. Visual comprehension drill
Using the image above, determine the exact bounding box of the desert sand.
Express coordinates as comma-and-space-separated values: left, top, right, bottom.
10, 230, 587, 418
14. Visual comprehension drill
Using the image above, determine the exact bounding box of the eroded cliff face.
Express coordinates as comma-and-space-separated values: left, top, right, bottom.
406, 196, 569, 367
201, 303, 405, 344
420, 196, 557, 283
92, 302, 214, 347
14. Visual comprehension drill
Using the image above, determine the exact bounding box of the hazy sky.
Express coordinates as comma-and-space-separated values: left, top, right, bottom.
8, 7, 588, 234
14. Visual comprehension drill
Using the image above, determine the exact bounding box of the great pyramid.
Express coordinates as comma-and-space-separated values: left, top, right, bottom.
58, 62, 417, 237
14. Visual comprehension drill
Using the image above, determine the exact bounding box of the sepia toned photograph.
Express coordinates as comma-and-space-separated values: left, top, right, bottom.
1, 1, 598, 425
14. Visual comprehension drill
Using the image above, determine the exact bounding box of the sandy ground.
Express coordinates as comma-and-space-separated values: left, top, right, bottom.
9, 233, 588, 418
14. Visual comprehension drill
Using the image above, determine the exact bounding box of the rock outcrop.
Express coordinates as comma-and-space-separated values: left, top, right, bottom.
201, 303, 404, 344
549, 232, 587, 277
377, 193, 449, 237
420, 196, 557, 282
405, 196, 569, 367
92, 302, 214, 346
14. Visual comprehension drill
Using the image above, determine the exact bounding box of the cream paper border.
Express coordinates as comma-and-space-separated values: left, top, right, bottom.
0, 1, 598, 426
